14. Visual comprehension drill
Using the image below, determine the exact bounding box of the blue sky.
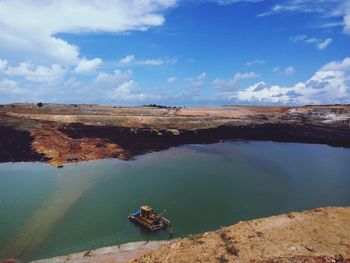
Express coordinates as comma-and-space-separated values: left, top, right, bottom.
0, 0, 350, 106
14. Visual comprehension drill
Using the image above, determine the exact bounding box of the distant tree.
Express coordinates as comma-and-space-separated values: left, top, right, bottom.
37, 102, 44, 107
143, 104, 180, 109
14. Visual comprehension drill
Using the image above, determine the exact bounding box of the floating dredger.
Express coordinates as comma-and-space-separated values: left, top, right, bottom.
128, 205, 171, 232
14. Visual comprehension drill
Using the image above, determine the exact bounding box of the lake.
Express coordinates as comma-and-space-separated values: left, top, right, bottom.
0, 141, 350, 261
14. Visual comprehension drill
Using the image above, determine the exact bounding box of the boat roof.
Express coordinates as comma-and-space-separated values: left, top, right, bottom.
141, 205, 152, 211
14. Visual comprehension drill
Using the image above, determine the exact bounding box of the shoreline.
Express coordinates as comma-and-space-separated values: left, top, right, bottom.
29, 206, 350, 263
1, 104, 350, 166
1, 123, 350, 166
31, 240, 178, 263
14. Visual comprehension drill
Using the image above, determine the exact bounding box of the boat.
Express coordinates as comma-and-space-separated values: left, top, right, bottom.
55, 163, 64, 168
128, 205, 171, 231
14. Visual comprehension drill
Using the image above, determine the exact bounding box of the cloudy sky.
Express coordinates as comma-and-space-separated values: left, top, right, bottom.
0, 0, 350, 106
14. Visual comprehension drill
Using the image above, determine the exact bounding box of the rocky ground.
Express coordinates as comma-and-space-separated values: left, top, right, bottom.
29, 207, 350, 263
1, 103, 350, 166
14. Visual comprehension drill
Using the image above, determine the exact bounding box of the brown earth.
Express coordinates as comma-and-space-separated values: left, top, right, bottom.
1, 103, 350, 166
132, 207, 350, 263
29, 207, 350, 263
30, 128, 124, 166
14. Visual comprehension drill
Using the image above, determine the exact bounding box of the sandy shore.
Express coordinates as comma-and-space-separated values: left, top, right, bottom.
132, 206, 350, 263
31, 240, 177, 263
29, 207, 350, 263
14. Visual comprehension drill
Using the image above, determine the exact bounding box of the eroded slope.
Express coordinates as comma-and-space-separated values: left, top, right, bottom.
1, 103, 350, 165
132, 207, 350, 263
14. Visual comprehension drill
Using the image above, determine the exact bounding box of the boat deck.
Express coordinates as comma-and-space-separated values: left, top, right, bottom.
128, 215, 170, 231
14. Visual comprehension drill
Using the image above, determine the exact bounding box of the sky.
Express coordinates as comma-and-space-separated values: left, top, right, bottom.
0, 0, 350, 106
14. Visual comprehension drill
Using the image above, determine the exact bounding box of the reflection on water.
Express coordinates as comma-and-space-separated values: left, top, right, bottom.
0, 141, 350, 261
0, 171, 97, 258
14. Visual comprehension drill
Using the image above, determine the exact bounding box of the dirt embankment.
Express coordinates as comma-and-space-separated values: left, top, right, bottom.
30, 128, 124, 166
132, 207, 350, 263
30, 207, 350, 263
1, 103, 350, 165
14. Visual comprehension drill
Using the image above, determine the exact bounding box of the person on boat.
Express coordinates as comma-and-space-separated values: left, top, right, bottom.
168, 225, 174, 238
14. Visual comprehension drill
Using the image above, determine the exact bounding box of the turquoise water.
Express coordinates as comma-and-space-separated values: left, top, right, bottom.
0, 141, 350, 261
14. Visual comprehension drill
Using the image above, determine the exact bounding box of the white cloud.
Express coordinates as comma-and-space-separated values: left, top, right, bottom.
167, 76, 176, 84
317, 38, 333, 50
138, 57, 178, 66
209, 0, 262, 4
197, 72, 207, 81
189, 72, 207, 90
5, 62, 66, 83
212, 72, 259, 90
0, 0, 178, 64
259, 1, 350, 35
0, 59, 8, 71
93, 69, 132, 88
119, 55, 177, 66
245, 59, 265, 66
0, 78, 64, 104
345, 13, 350, 34
321, 57, 350, 71
234, 57, 350, 104
291, 35, 333, 50
139, 59, 165, 66
74, 58, 102, 74
0, 79, 24, 94
0, 67, 150, 104
0, 79, 29, 104
314, 21, 344, 29
236, 81, 292, 104
259, 1, 349, 17
92, 69, 146, 101
291, 35, 307, 41
120, 55, 136, 64
284, 66, 296, 75
273, 66, 295, 76
259, 3, 316, 17
105, 80, 143, 100
187, 59, 195, 64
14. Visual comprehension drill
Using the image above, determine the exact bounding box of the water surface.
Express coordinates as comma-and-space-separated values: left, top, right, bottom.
0, 141, 349, 261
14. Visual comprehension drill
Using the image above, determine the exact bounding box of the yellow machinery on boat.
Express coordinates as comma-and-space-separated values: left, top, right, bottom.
128, 205, 171, 231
